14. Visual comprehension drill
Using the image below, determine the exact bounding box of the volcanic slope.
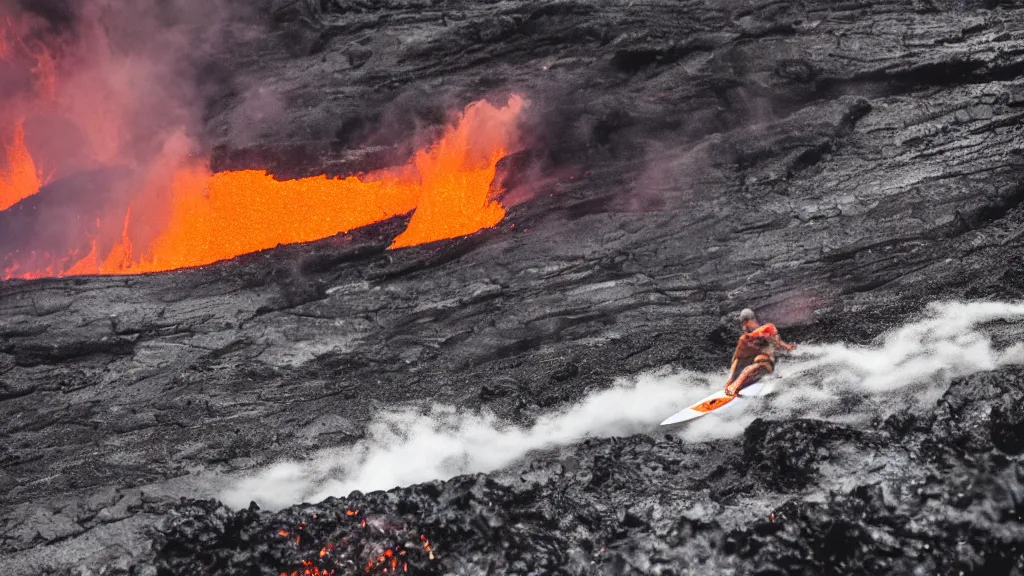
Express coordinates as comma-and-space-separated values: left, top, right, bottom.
2, 0, 1024, 574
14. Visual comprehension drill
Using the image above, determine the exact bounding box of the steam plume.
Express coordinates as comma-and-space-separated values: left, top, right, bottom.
221, 300, 1024, 510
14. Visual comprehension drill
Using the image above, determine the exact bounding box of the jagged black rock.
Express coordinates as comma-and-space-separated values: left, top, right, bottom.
147, 368, 1024, 575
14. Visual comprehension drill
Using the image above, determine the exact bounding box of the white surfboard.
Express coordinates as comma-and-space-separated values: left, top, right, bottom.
659, 381, 775, 426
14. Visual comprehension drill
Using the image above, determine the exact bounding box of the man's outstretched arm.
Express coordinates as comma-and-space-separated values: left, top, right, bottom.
752, 323, 796, 351
773, 334, 797, 351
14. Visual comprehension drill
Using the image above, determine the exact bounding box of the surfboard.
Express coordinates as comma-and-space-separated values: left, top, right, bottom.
659, 390, 736, 425
659, 381, 774, 426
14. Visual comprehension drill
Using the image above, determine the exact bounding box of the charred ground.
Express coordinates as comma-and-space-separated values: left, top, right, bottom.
2, 0, 1024, 574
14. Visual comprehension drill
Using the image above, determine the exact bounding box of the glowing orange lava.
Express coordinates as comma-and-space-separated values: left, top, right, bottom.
274, 509, 427, 576
96, 164, 420, 274
0, 12, 58, 211
0, 123, 45, 211
389, 95, 523, 249
4, 95, 525, 279
1, 0, 526, 280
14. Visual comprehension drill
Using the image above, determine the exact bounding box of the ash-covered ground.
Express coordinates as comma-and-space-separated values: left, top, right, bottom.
2, 0, 1024, 574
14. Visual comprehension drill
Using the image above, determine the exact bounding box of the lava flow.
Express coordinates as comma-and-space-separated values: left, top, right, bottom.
2, 95, 526, 279
0, 123, 47, 212
0, 11, 58, 212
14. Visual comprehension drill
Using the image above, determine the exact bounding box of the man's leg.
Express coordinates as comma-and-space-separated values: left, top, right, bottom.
724, 354, 774, 396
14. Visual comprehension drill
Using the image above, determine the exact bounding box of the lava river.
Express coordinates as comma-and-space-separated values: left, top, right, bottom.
2, 94, 525, 280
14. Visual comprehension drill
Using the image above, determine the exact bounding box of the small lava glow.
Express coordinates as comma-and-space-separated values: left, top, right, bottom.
275, 508, 435, 576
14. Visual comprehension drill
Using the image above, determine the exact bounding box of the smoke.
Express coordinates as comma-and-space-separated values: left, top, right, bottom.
229, 83, 286, 147
0, 0, 260, 272
220, 369, 708, 510
221, 300, 1024, 511
3, 0, 232, 169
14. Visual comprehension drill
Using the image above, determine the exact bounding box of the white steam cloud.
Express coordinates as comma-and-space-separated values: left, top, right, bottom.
221, 300, 1024, 510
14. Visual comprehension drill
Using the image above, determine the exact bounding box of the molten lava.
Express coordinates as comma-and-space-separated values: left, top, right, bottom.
2, 6, 527, 280
100, 165, 421, 275
2, 95, 526, 279
389, 96, 522, 249
275, 508, 433, 576
0, 123, 46, 211
0, 12, 58, 211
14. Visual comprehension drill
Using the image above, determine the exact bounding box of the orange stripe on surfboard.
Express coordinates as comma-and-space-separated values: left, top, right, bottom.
690, 394, 737, 413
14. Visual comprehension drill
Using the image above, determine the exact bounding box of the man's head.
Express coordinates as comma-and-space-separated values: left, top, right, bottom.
739, 308, 759, 333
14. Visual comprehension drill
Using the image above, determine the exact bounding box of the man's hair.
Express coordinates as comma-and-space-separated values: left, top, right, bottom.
739, 308, 757, 323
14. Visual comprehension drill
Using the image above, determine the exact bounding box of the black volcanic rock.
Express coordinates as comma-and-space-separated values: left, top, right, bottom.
2, 0, 1024, 575
992, 397, 1024, 455
742, 418, 869, 491
146, 367, 1024, 576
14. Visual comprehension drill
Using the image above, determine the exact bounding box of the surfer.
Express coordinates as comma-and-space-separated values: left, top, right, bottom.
723, 308, 796, 397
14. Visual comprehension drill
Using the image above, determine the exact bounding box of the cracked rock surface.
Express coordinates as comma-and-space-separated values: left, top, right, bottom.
2, 0, 1024, 574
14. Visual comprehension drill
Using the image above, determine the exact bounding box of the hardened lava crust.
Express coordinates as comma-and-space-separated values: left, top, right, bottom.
2, 0, 1024, 574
